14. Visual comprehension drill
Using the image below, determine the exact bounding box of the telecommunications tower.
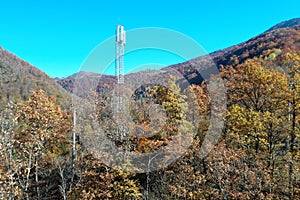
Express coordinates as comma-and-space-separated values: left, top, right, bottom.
114, 25, 127, 139
115, 25, 126, 114
116, 25, 126, 85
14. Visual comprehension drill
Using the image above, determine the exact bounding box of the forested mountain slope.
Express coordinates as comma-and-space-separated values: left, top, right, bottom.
0, 47, 70, 107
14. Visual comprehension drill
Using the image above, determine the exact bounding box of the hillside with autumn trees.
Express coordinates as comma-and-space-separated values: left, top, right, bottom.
0, 47, 71, 108
0, 18, 300, 199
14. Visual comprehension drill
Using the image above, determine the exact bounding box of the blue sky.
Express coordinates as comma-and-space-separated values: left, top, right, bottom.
0, 0, 299, 78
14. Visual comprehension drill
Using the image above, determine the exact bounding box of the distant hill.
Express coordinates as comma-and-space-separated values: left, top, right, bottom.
165, 18, 300, 88
56, 71, 115, 97
266, 18, 300, 32
56, 18, 300, 93
0, 47, 70, 107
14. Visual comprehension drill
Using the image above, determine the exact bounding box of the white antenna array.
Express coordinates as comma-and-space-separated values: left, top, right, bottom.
116, 25, 126, 84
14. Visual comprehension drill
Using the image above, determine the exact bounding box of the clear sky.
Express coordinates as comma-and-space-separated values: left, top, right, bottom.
0, 0, 299, 78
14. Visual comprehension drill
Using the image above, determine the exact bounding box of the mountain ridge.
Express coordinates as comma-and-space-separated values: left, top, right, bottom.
57, 18, 300, 93
0, 18, 299, 106
0, 46, 71, 107
266, 17, 300, 32
163, 20, 300, 87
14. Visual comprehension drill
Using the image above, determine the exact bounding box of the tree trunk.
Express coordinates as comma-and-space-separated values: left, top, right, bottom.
35, 153, 40, 200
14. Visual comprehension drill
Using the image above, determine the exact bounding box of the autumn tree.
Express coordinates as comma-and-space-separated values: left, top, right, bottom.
280, 52, 300, 198
70, 155, 142, 200
0, 102, 22, 199
14, 90, 71, 199
205, 141, 276, 199
222, 56, 291, 196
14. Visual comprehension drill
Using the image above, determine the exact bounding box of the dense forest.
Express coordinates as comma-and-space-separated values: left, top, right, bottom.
0, 20, 300, 199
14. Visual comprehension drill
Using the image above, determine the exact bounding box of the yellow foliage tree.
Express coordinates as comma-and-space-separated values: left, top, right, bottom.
14, 90, 71, 199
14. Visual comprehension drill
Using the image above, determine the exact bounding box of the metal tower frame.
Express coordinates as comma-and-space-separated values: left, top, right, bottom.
115, 25, 126, 115
114, 25, 127, 140
116, 25, 126, 84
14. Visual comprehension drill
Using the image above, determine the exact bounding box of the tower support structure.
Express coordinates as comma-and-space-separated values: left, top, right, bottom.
116, 25, 126, 85
114, 25, 127, 140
